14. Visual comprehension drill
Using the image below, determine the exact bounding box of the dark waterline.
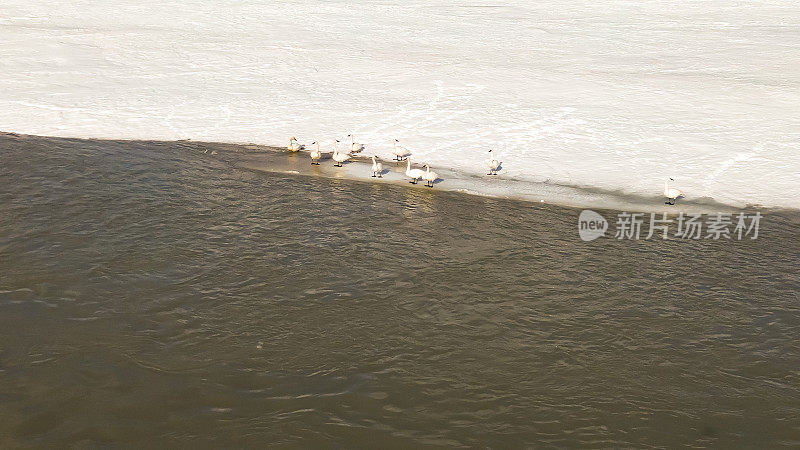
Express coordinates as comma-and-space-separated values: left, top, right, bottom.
1, 133, 799, 447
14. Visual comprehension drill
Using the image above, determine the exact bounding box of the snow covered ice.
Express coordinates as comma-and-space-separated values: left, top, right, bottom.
1, 0, 799, 208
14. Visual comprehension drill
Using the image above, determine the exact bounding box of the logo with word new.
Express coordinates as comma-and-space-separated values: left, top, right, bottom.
578, 210, 762, 241
578, 210, 608, 241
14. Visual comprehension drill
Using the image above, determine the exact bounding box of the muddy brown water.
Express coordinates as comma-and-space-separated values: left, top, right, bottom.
1, 133, 799, 447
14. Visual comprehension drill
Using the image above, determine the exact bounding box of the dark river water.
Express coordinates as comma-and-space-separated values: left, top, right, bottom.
1, 133, 799, 447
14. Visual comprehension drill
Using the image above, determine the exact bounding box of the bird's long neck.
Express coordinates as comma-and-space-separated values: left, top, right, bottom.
664, 179, 669, 193
333, 141, 338, 153
316, 142, 320, 151
407, 159, 411, 171
372, 156, 376, 164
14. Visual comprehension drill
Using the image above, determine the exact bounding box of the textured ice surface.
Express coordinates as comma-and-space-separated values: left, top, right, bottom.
1, 0, 798, 208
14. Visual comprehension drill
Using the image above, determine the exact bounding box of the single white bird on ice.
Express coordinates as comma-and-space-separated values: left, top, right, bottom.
346, 134, 365, 154
405, 159, 425, 184
487, 149, 500, 175
664, 177, 683, 205
392, 139, 411, 161
332, 140, 350, 167
371, 155, 383, 178
422, 164, 438, 188
310, 141, 321, 165
287, 137, 303, 152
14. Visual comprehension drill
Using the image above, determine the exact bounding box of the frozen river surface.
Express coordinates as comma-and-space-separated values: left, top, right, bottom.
1, 0, 799, 208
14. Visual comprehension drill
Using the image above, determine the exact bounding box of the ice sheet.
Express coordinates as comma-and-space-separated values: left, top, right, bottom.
1, 0, 798, 208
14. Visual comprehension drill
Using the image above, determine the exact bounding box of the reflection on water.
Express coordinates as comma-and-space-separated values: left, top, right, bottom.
0, 133, 799, 447
401, 186, 438, 217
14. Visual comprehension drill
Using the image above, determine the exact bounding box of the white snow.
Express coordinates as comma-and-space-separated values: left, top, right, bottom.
1, 0, 799, 208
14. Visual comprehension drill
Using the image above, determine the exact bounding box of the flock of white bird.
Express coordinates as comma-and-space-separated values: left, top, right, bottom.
287, 135, 499, 189
287, 136, 683, 203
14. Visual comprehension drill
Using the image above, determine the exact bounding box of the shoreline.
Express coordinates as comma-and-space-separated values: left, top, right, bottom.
2, 131, 794, 216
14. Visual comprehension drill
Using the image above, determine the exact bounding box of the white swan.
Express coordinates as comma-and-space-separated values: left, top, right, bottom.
487, 149, 500, 175
392, 139, 411, 161
371, 155, 383, 178
287, 137, 303, 152
310, 141, 321, 165
346, 134, 364, 154
422, 164, 438, 188
405, 159, 425, 184
332, 140, 350, 167
664, 177, 683, 205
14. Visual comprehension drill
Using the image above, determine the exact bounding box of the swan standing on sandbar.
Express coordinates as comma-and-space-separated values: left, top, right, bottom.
332, 140, 350, 167
487, 149, 500, 175
346, 134, 364, 154
406, 159, 425, 184
310, 141, 321, 165
392, 139, 411, 161
664, 177, 683, 205
287, 137, 303, 152
422, 164, 438, 188
371, 156, 383, 178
